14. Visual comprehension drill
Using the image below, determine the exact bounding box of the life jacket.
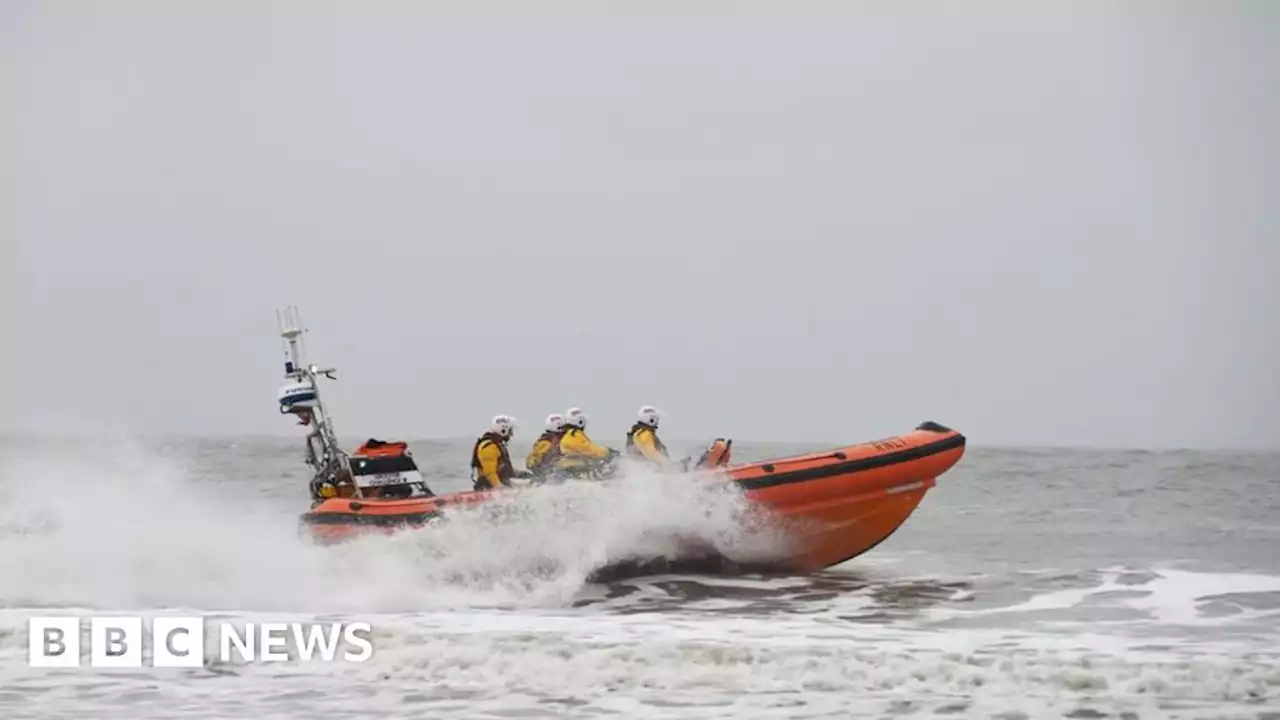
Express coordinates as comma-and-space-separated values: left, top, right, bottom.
470, 432, 515, 485
556, 427, 608, 469
625, 422, 668, 459
528, 430, 565, 475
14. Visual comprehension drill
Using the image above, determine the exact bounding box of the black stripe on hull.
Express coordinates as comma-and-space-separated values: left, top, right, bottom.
735, 432, 966, 491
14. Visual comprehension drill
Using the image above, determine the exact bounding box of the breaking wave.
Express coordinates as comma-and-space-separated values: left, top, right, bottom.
0, 440, 793, 613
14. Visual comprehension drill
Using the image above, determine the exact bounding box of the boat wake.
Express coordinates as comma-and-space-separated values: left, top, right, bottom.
0, 439, 794, 613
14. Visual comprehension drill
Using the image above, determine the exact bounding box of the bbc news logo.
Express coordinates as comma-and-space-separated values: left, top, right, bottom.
29, 616, 373, 667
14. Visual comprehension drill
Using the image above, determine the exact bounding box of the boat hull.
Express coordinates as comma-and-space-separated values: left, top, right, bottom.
298, 422, 966, 571
298, 489, 498, 544
729, 423, 964, 571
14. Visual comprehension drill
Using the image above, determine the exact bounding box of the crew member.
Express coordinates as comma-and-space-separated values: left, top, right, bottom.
555, 407, 615, 476
625, 405, 671, 469
525, 413, 567, 479
471, 415, 531, 490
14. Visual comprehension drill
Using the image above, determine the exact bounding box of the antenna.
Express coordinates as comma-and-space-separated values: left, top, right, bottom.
295, 305, 309, 369
279, 305, 305, 377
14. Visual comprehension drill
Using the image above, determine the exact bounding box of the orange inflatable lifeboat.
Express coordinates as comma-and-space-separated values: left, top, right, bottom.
276, 308, 965, 569
298, 422, 966, 571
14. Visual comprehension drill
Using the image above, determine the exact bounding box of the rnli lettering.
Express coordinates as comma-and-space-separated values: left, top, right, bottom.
360, 473, 405, 487
871, 438, 908, 452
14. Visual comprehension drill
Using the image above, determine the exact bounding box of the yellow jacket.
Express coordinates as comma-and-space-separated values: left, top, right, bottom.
471, 433, 515, 490
555, 428, 612, 470
525, 431, 564, 476
626, 424, 669, 466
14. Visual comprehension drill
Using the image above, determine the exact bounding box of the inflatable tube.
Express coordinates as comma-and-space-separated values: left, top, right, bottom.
723, 421, 965, 571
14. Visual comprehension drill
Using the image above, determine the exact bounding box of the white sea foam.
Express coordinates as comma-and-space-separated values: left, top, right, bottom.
0, 441, 791, 613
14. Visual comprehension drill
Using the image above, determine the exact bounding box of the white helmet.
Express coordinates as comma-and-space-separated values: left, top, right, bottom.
564, 407, 587, 429
489, 414, 516, 439
637, 405, 662, 428
545, 413, 566, 432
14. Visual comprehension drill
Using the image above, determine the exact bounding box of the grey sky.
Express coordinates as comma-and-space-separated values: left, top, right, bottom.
4, 1, 1277, 449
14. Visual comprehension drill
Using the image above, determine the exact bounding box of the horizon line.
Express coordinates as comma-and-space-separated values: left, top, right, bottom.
0, 429, 1275, 454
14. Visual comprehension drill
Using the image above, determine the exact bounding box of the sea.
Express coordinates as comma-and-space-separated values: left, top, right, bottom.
0, 434, 1278, 720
